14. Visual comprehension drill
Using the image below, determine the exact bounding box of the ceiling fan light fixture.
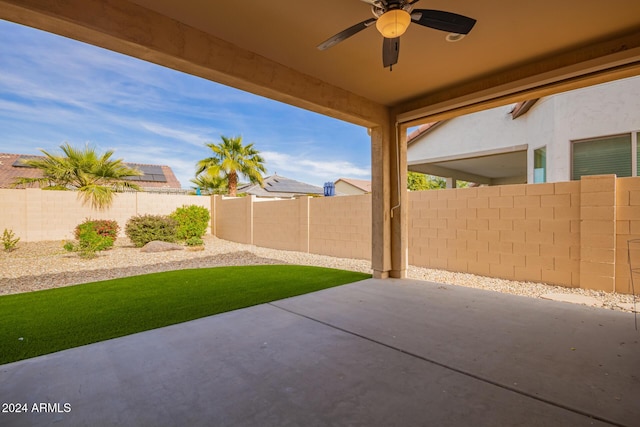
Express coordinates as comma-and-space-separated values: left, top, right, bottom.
375, 9, 411, 38
445, 33, 465, 42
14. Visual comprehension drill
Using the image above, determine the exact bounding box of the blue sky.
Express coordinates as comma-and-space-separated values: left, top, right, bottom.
0, 19, 372, 188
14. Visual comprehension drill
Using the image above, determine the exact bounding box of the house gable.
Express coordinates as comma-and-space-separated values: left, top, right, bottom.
334, 178, 371, 195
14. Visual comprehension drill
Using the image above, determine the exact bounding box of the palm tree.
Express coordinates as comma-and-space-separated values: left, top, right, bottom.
11, 143, 143, 209
190, 172, 228, 195
195, 135, 266, 196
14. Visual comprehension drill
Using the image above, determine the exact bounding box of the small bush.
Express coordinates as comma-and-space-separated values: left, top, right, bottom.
185, 237, 204, 247
74, 219, 119, 248
2, 229, 20, 252
170, 205, 210, 242
64, 227, 113, 259
125, 214, 178, 247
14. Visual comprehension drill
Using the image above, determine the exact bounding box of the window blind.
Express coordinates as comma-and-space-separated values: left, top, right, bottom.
572, 135, 631, 180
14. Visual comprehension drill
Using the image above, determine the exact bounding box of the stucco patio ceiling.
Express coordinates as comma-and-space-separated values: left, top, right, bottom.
129, 0, 640, 124
2, 0, 640, 127
409, 150, 527, 185
132, 0, 640, 106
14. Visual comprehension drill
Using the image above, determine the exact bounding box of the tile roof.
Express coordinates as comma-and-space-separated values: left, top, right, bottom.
238, 174, 323, 198
406, 121, 445, 145
335, 178, 371, 193
0, 153, 182, 189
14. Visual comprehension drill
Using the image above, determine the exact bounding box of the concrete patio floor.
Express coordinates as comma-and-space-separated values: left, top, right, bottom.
1, 278, 638, 426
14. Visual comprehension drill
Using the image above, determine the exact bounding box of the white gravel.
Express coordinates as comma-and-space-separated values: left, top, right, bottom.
0, 236, 637, 313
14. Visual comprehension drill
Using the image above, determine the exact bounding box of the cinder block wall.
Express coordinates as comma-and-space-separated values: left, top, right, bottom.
615, 177, 640, 294
410, 182, 582, 288
309, 194, 371, 260
214, 194, 371, 260
5, 176, 640, 294
579, 176, 617, 291
0, 189, 210, 242
253, 198, 304, 252
214, 195, 252, 244
1, 189, 28, 241
409, 176, 640, 294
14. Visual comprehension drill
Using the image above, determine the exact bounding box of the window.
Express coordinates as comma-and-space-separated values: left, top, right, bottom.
572, 134, 632, 180
534, 146, 546, 183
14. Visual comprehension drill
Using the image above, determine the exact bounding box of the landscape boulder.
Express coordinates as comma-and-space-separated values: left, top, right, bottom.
140, 241, 184, 253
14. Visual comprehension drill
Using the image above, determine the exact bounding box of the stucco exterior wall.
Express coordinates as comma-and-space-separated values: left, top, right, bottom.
335, 181, 367, 196
546, 77, 640, 182
408, 104, 529, 163
409, 75, 640, 185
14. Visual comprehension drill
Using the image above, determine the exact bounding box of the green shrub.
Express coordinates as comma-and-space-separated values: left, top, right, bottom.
125, 214, 178, 247
64, 226, 113, 259
185, 237, 204, 247
170, 205, 210, 242
74, 219, 119, 248
2, 229, 20, 252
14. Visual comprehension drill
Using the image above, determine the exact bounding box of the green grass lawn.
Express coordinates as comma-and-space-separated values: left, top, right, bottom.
0, 265, 370, 365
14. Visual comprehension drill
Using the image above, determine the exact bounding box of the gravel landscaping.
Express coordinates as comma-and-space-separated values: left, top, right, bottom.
1, 236, 636, 313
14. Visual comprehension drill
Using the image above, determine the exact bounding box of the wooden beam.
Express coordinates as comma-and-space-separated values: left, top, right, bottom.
0, 0, 389, 128
394, 28, 640, 126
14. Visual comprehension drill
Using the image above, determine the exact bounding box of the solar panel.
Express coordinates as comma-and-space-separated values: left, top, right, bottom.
135, 164, 164, 174
264, 176, 322, 194
13, 155, 40, 167
11, 157, 169, 183
125, 164, 167, 182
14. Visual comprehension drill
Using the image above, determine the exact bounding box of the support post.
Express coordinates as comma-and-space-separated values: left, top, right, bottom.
446, 177, 457, 189
371, 118, 408, 279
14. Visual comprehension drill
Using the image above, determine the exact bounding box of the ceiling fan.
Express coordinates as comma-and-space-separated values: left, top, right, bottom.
317, 0, 476, 70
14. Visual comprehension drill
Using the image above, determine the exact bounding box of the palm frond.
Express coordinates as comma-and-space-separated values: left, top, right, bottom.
77, 184, 114, 210
13, 143, 142, 209
195, 135, 266, 196
10, 176, 59, 189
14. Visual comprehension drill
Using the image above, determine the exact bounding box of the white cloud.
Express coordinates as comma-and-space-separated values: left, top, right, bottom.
139, 122, 210, 148
261, 151, 370, 185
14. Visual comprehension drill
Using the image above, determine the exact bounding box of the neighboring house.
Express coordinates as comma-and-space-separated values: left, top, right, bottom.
0, 153, 183, 191
407, 75, 640, 187
237, 174, 323, 198
335, 178, 371, 195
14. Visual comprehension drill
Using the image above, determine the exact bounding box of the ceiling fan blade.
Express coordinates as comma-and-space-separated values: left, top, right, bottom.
382, 37, 400, 68
317, 18, 377, 50
412, 9, 476, 34
360, 0, 388, 6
